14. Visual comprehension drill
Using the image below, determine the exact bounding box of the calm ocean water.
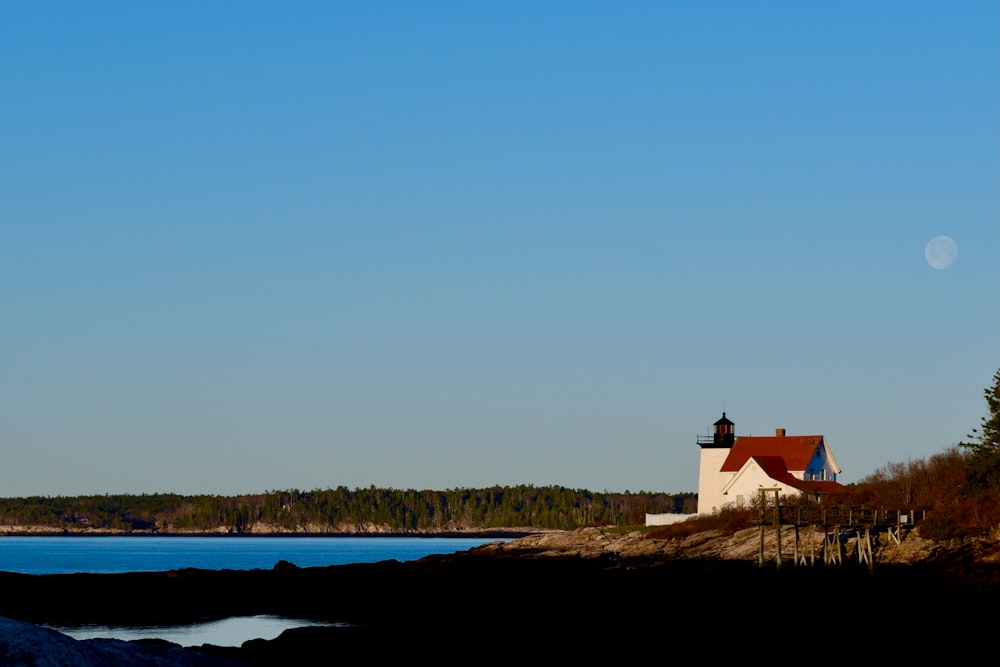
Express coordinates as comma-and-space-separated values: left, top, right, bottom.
0, 535, 508, 647
0, 535, 504, 575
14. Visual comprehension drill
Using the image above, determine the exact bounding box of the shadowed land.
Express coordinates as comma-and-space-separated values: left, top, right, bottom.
2, 532, 998, 664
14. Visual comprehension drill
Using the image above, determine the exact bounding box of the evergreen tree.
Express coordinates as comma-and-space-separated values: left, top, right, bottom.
961, 368, 1000, 489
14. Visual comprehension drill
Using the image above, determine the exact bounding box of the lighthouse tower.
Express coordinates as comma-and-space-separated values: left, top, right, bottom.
696, 412, 735, 514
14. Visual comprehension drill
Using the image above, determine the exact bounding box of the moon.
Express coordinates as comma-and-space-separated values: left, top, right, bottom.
925, 235, 958, 269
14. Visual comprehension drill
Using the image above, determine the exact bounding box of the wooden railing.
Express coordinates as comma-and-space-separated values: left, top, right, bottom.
760, 504, 924, 528
754, 488, 923, 571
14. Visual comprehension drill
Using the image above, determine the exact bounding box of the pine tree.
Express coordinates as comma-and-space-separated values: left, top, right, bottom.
961, 368, 1000, 454
961, 368, 1000, 489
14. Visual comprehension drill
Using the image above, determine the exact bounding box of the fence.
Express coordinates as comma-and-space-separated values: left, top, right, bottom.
754, 487, 923, 571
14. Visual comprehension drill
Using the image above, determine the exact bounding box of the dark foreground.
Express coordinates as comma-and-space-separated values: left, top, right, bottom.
1, 546, 998, 664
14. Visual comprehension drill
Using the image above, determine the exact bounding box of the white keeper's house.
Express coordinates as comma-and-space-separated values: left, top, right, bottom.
696, 412, 848, 515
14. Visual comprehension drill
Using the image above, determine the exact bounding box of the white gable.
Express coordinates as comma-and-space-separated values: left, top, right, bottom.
720, 457, 799, 508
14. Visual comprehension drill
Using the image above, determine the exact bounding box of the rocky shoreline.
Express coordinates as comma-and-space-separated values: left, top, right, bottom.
2, 526, 999, 664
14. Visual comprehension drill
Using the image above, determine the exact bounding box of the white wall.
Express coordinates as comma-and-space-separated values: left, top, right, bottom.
721, 460, 800, 508
697, 447, 733, 514
645, 513, 695, 526
804, 442, 840, 481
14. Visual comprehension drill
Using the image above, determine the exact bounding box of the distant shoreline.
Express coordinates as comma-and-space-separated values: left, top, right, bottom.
0, 528, 539, 539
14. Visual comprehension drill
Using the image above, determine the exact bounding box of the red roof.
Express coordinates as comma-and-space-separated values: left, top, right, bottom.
746, 455, 848, 494
721, 435, 824, 473
750, 455, 800, 484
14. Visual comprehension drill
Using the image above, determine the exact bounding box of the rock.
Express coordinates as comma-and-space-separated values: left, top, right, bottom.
476, 523, 1000, 565
0, 616, 248, 667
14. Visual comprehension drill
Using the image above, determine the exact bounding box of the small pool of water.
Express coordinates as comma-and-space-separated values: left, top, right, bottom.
47, 615, 343, 647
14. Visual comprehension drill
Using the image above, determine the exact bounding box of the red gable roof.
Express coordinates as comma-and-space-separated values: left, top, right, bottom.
721, 435, 824, 473
741, 455, 849, 495
749, 455, 799, 484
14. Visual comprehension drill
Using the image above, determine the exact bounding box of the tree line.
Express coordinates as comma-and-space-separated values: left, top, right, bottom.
0, 485, 697, 533
8, 368, 996, 540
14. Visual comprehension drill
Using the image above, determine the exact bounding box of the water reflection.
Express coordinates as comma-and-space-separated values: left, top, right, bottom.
48, 615, 344, 647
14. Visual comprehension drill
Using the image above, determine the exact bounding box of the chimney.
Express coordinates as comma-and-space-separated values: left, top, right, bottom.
776, 428, 786, 437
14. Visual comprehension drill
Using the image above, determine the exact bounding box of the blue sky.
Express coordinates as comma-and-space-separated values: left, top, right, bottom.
1, 2, 997, 497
